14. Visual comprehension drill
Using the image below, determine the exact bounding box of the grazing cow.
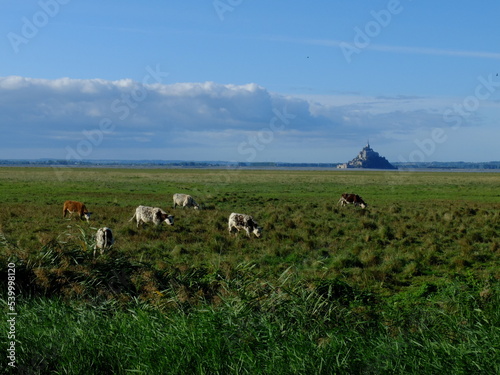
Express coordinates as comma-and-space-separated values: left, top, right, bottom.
338, 193, 368, 209
173, 193, 200, 210
129, 205, 174, 228
94, 227, 114, 257
63, 200, 92, 221
228, 213, 262, 238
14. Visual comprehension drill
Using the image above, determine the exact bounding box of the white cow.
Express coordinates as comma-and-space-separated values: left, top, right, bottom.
129, 205, 174, 228
173, 193, 200, 209
94, 227, 114, 257
228, 213, 262, 238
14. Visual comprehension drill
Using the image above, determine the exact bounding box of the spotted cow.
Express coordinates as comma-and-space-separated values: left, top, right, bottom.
228, 213, 262, 238
338, 193, 368, 209
129, 205, 174, 228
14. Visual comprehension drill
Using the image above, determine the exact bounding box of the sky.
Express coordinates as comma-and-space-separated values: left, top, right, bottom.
1, 1, 500, 163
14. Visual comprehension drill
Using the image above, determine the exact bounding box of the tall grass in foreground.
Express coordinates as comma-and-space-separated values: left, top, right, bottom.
2, 279, 499, 374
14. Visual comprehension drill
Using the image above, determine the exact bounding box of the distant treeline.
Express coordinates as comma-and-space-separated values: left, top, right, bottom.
394, 161, 500, 170
0, 159, 499, 169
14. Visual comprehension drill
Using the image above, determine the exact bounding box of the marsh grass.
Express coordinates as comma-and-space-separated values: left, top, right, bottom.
1, 168, 499, 373
3, 279, 499, 374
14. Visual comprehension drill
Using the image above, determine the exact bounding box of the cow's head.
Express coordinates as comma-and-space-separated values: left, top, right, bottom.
83, 212, 92, 221
193, 204, 200, 210
155, 209, 174, 226
163, 214, 175, 226
355, 195, 367, 209
253, 226, 263, 238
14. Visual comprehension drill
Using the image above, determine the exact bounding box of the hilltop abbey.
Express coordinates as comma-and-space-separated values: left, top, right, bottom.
337, 142, 397, 170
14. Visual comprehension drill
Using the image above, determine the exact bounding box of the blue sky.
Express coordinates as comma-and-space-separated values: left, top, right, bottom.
1, 0, 500, 163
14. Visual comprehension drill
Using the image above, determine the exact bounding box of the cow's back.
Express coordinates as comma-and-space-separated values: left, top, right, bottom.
96, 227, 114, 248
135, 205, 153, 221
173, 193, 186, 202
229, 213, 255, 228
63, 200, 86, 214
173, 193, 194, 207
229, 213, 246, 227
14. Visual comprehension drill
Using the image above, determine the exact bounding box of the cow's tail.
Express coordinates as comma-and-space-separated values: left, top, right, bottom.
129, 213, 136, 222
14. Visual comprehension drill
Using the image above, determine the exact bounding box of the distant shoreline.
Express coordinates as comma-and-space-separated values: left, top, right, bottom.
0, 159, 499, 172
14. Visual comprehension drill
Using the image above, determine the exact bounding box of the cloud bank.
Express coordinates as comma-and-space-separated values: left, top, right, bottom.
0, 76, 495, 162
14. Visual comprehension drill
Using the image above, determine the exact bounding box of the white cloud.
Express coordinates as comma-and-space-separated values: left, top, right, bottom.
0, 76, 498, 162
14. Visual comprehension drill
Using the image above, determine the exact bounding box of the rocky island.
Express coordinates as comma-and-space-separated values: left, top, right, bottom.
337, 142, 397, 170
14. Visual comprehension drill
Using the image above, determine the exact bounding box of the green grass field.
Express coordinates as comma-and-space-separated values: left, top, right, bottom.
1, 167, 499, 374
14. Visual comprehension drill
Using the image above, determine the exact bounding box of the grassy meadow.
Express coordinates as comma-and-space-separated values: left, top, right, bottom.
1, 167, 499, 374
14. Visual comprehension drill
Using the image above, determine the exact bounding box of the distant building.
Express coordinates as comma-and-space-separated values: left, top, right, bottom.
337, 142, 397, 169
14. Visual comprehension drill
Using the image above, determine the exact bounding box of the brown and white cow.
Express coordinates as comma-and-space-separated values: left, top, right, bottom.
129, 205, 174, 228
94, 227, 114, 257
338, 193, 368, 209
63, 200, 92, 221
173, 193, 200, 210
228, 213, 262, 238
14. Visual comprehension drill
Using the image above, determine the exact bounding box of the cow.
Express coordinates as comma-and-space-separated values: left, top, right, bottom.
129, 205, 174, 228
338, 193, 368, 209
94, 227, 114, 257
63, 200, 92, 221
228, 213, 262, 238
173, 193, 200, 210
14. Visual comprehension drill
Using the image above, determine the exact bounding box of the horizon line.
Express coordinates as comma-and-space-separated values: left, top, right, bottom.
1, 158, 499, 165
